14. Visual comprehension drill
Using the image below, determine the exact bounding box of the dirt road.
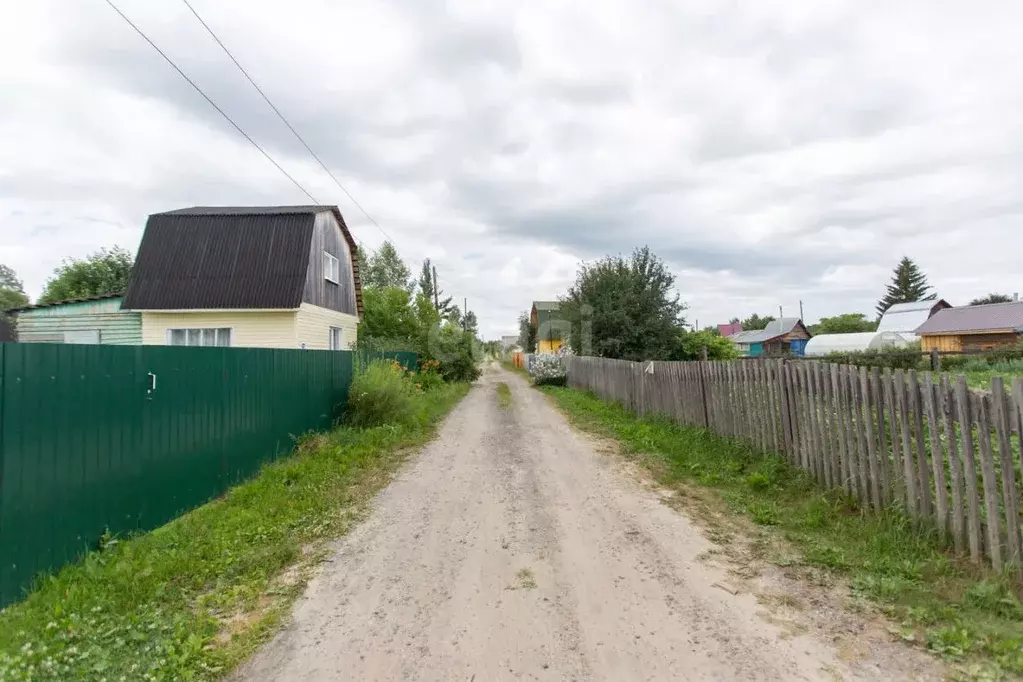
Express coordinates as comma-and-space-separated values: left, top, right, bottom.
237, 364, 938, 681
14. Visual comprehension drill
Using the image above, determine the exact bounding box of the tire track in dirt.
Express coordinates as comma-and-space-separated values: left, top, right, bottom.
235, 364, 944, 681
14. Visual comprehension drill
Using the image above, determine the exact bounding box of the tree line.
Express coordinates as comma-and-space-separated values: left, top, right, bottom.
514, 251, 1021, 363
517, 246, 737, 361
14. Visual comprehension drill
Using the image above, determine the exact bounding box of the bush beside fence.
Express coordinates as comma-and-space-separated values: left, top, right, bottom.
567, 355, 1023, 573
0, 343, 414, 607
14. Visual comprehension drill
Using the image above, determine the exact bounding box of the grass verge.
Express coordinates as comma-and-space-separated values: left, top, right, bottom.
0, 382, 469, 681
541, 385, 1023, 677
496, 382, 513, 409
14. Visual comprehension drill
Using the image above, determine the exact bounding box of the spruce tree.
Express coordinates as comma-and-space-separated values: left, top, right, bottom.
876, 256, 935, 317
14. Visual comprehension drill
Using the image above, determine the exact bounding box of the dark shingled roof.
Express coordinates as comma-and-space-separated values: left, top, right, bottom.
122, 206, 363, 315
915, 302, 1023, 335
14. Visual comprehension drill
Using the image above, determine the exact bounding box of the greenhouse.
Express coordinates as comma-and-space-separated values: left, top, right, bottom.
803, 331, 917, 357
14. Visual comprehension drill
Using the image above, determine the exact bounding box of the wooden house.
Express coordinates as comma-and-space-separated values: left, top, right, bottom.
736, 317, 811, 357
531, 300, 566, 353
915, 302, 1023, 352
122, 206, 363, 350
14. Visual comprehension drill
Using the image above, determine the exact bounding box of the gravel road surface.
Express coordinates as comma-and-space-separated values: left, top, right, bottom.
237, 364, 939, 681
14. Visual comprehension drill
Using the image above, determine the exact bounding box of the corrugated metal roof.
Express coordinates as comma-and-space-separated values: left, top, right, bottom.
122, 206, 363, 315
6, 292, 124, 314
876, 299, 950, 333
915, 302, 1023, 335
738, 317, 804, 344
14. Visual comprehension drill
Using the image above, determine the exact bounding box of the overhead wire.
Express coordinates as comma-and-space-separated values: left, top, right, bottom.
106, 0, 503, 316
102, 0, 320, 205
177, 0, 509, 311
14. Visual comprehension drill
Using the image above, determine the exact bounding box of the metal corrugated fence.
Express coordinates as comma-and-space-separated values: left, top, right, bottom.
0, 343, 414, 606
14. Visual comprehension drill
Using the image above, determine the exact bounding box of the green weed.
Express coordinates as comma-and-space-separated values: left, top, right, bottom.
496, 382, 513, 409
541, 385, 1023, 676
0, 382, 469, 681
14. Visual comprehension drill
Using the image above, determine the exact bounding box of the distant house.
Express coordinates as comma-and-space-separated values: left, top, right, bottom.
500, 334, 521, 351
915, 302, 1023, 352
717, 322, 742, 337
122, 206, 363, 350
8, 293, 141, 345
731, 318, 811, 357
531, 300, 565, 353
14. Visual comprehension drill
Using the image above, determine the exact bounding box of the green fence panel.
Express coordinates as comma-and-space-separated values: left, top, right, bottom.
0, 343, 360, 606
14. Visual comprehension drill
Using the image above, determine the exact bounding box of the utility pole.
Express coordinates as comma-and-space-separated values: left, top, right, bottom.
779, 305, 784, 320
463, 297, 468, 332
432, 265, 439, 311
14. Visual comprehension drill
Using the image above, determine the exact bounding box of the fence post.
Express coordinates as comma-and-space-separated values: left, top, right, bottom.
698, 359, 711, 429
930, 348, 941, 371
777, 359, 793, 455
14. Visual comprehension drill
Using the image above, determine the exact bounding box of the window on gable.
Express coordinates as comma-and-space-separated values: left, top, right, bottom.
167, 328, 231, 347
324, 251, 340, 284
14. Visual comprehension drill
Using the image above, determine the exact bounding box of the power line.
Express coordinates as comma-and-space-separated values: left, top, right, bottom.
179, 0, 398, 246
177, 1, 501, 310
102, 0, 320, 204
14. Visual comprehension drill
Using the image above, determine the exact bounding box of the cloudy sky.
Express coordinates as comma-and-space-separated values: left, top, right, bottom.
3, 1, 1023, 338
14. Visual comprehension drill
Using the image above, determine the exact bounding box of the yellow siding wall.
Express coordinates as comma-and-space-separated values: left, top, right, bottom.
537, 339, 564, 353
295, 303, 359, 350
142, 311, 298, 348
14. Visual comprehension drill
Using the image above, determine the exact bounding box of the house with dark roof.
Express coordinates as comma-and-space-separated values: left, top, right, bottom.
729, 317, 811, 357
915, 301, 1023, 352
121, 206, 363, 350
530, 300, 566, 353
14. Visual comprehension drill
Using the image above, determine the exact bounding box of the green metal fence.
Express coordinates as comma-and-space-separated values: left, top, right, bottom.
0, 342, 407, 606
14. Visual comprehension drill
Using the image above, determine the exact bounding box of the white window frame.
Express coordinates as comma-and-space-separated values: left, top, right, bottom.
324, 251, 340, 284
165, 327, 232, 347
328, 326, 343, 351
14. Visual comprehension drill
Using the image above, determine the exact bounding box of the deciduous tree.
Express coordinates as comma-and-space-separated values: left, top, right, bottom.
39, 247, 133, 304
740, 313, 775, 331
811, 313, 877, 335
0, 263, 29, 311
559, 246, 686, 361
362, 241, 412, 290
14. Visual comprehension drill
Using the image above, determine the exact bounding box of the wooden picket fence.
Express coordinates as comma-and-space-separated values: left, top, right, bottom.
566, 356, 1023, 573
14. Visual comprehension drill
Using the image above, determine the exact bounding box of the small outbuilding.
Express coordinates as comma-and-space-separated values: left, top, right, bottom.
915, 302, 1023, 352
8, 293, 141, 344
731, 318, 811, 357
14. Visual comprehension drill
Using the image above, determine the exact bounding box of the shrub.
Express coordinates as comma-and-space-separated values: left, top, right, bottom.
529, 346, 573, 386
346, 360, 415, 429
825, 344, 923, 371
427, 325, 482, 383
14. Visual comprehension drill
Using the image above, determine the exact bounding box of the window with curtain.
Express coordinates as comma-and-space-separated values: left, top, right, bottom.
167, 328, 231, 347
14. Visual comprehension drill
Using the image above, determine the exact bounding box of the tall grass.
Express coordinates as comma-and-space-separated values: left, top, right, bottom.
542, 385, 1023, 676
0, 370, 469, 681
346, 359, 417, 429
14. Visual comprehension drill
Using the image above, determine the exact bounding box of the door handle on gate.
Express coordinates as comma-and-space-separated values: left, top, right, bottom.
148, 372, 157, 392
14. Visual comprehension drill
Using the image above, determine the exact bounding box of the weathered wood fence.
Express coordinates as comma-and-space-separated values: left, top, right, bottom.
566, 356, 1023, 573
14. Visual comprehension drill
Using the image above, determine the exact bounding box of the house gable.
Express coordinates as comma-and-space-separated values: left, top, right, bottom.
302, 210, 359, 317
